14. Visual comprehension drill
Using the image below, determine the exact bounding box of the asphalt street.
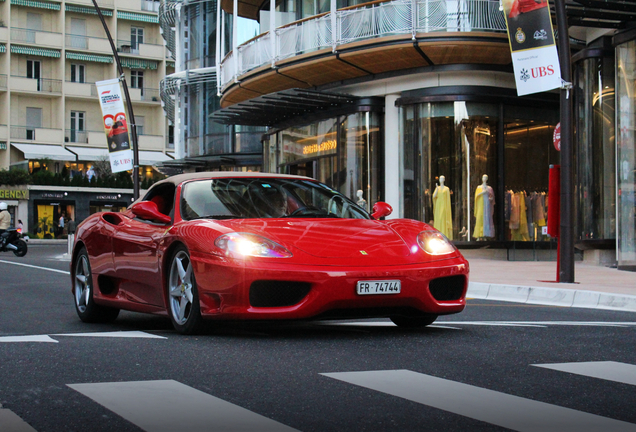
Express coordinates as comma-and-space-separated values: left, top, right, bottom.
1, 245, 635, 432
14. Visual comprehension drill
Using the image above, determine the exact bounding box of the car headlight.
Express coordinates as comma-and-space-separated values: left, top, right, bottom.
417, 230, 456, 255
215, 233, 292, 258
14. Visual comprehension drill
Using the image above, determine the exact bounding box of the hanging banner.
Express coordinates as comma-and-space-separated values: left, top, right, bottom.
96, 78, 134, 173
502, 0, 561, 96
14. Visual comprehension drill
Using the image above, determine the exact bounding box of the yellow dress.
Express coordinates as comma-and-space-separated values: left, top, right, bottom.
433, 186, 453, 240
473, 185, 495, 238
511, 192, 530, 241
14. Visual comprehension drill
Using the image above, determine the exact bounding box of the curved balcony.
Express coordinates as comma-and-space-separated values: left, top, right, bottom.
219, 0, 508, 107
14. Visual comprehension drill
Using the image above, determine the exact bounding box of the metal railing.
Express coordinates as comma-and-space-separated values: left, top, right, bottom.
12, 76, 62, 93
11, 126, 49, 140
65, 34, 109, 49
117, 38, 161, 55
141, 0, 160, 12
65, 129, 89, 144
219, 0, 506, 90
11, 27, 62, 44
140, 88, 161, 102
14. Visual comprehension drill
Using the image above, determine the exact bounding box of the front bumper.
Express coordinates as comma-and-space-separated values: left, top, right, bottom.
191, 252, 469, 321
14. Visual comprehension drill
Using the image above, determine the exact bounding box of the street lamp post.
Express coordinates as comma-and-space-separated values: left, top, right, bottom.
91, 0, 141, 201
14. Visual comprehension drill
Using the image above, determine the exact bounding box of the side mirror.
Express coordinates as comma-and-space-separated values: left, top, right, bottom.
131, 201, 172, 224
371, 202, 393, 219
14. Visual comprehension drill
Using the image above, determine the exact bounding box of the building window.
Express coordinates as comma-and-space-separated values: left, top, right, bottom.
70, 64, 85, 83
131, 70, 144, 96
70, 111, 85, 143
26, 60, 41, 91
135, 115, 145, 136
131, 27, 144, 50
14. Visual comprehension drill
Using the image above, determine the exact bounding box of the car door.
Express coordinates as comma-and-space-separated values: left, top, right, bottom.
111, 215, 168, 307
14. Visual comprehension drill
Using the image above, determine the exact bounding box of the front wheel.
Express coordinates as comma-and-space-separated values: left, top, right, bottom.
390, 314, 438, 328
73, 248, 120, 323
167, 246, 203, 334
12, 239, 27, 257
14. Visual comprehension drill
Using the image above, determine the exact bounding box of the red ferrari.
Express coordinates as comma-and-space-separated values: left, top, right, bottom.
71, 172, 469, 334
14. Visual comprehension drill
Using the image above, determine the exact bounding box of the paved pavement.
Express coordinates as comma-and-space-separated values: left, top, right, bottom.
467, 258, 636, 313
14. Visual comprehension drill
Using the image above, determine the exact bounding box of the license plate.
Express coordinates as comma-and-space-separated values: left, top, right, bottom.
356, 280, 401, 295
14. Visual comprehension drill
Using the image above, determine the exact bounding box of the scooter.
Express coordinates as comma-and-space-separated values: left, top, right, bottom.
0, 228, 28, 257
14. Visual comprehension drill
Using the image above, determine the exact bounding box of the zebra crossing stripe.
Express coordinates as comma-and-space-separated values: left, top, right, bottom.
321, 369, 636, 432
533, 361, 636, 386
0, 408, 38, 432
68, 380, 299, 432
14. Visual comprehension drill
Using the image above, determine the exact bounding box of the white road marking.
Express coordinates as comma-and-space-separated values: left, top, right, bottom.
533, 361, 636, 386
0, 335, 58, 343
0, 408, 38, 432
321, 369, 636, 432
0, 260, 70, 275
52, 331, 167, 339
0, 331, 166, 343
68, 380, 299, 432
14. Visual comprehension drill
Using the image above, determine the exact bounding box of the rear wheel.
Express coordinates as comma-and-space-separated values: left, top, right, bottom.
167, 246, 203, 334
73, 248, 120, 323
12, 239, 27, 257
390, 314, 438, 328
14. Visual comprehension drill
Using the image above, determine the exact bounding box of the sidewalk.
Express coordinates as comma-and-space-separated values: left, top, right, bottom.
466, 258, 636, 313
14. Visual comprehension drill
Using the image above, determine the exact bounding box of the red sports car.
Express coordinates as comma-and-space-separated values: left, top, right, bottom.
71, 172, 469, 334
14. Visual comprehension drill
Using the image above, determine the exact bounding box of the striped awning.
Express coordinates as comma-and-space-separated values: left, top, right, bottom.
10, 0, 61, 10
11, 45, 61, 58
66, 51, 113, 63
117, 11, 159, 23
65, 4, 113, 16
166, 61, 175, 68
120, 57, 158, 70
0, 44, 6, 54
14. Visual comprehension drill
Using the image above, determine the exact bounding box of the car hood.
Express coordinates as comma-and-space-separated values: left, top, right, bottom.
223, 218, 413, 259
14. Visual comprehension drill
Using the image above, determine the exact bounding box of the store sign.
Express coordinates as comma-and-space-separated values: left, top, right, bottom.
0, 188, 29, 199
96, 78, 134, 173
502, 0, 561, 96
42, 193, 65, 199
303, 140, 337, 155
96, 194, 120, 200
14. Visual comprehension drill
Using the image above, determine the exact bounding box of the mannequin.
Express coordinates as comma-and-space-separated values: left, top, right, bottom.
432, 176, 453, 239
356, 190, 367, 208
473, 174, 495, 239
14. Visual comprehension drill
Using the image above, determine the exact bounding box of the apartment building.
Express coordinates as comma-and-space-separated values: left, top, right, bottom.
0, 0, 175, 234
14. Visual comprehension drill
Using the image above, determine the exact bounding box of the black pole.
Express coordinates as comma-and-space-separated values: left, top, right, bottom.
91, 0, 140, 201
554, 0, 575, 283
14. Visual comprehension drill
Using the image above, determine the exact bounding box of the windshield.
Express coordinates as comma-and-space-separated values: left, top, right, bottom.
180, 178, 371, 220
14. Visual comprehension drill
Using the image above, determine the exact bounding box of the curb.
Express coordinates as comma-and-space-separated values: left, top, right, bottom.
467, 282, 636, 313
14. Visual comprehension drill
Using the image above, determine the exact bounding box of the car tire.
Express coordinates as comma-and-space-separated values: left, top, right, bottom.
390, 314, 438, 328
167, 246, 203, 335
73, 248, 120, 323
13, 239, 27, 257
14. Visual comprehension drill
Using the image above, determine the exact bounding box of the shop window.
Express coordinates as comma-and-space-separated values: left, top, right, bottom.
504, 105, 559, 242
272, 112, 383, 209
574, 54, 616, 242
402, 102, 498, 241
616, 39, 636, 270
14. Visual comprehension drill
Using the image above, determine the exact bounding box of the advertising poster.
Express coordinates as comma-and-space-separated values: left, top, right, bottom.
96, 78, 134, 173
501, 0, 562, 96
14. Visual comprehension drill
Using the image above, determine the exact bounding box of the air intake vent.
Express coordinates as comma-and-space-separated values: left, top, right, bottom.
428, 275, 466, 301
249, 281, 311, 307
